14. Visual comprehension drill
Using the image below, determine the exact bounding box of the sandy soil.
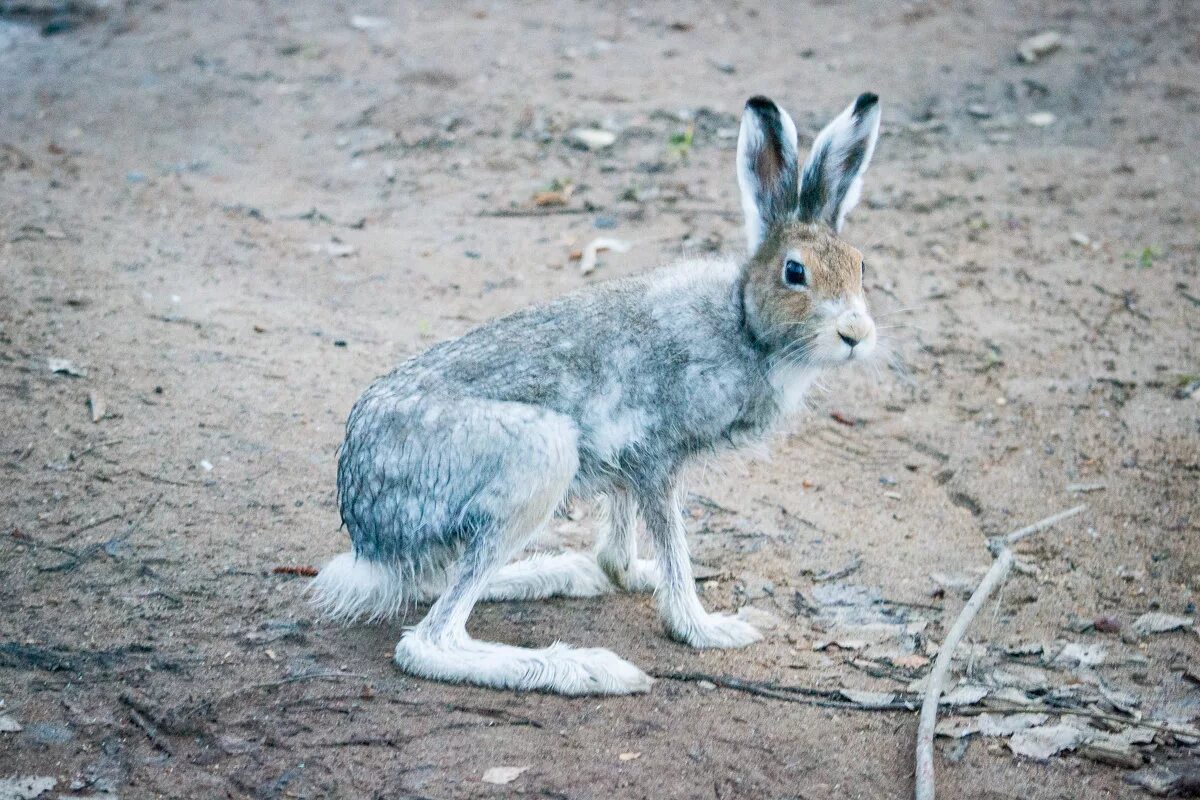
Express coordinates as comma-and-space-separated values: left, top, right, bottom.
1, 1, 1198, 798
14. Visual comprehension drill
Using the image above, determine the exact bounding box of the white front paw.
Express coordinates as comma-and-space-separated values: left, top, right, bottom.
676, 613, 763, 649
619, 559, 661, 593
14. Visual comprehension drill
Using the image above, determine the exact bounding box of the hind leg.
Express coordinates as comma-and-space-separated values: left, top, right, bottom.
481, 490, 659, 602
393, 409, 651, 695
596, 489, 660, 593
481, 549, 614, 602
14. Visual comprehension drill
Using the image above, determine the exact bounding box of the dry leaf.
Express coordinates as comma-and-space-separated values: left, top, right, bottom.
481, 766, 529, 785
839, 689, 896, 708
273, 565, 319, 577
533, 185, 574, 207
1007, 724, 1085, 761
47, 358, 86, 377
1132, 612, 1193, 635
618, 752, 641, 761
576, 237, 631, 275
890, 653, 929, 669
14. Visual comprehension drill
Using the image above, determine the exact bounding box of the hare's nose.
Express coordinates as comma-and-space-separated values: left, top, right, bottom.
836, 309, 874, 349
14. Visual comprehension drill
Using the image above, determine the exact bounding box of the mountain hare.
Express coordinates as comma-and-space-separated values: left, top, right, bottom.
311, 92, 882, 695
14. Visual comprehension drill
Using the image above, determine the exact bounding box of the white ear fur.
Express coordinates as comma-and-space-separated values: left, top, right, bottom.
736, 97, 800, 254
797, 93, 881, 232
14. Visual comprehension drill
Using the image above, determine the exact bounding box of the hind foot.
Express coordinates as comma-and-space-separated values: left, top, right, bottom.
394, 632, 652, 695
481, 551, 615, 602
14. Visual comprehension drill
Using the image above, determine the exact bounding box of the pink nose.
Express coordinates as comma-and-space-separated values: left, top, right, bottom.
836, 309, 874, 348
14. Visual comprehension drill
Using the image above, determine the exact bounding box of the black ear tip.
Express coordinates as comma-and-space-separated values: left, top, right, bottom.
746, 95, 778, 113
853, 92, 880, 115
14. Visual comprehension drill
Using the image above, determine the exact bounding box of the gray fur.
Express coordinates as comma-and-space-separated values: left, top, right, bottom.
318, 91, 883, 694
337, 260, 779, 575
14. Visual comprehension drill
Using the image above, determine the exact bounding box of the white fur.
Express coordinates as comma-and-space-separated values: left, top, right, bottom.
308, 552, 434, 623
394, 632, 652, 695
768, 362, 820, 416
481, 551, 615, 601
800, 97, 881, 231
737, 104, 799, 252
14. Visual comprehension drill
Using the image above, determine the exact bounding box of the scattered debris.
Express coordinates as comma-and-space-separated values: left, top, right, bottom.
830, 410, 859, 427
1066, 482, 1105, 494
891, 654, 930, 670
939, 685, 989, 707
935, 712, 1049, 739
349, 15, 390, 30
568, 128, 616, 151
1070, 231, 1092, 247
575, 237, 630, 275
309, 240, 357, 258
86, 391, 105, 423
1050, 642, 1106, 668
1078, 738, 1142, 769
0, 714, 20, 732
1018, 31, 1064, 64
840, 689, 897, 708
1025, 111, 1056, 128
914, 505, 1087, 800
929, 572, 978, 599
273, 565, 319, 577
0, 776, 56, 800
618, 752, 642, 762
1176, 375, 1200, 400
1124, 765, 1182, 796
1008, 723, 1085, 761
1132, 612, 1193, 636
47, 357, 86, 377
533, 186, 573, 207
814, 556, 862, 583
481, 766, 529, 785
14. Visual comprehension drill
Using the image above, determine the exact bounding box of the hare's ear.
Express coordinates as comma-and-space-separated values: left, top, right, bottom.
737, 96, 800, 253
797, 93, 881, 232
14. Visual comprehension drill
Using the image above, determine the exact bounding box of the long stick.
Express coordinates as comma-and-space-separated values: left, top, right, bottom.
914, 505, 1086, 800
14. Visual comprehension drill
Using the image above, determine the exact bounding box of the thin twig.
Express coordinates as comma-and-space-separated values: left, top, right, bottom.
914, 504, 1086, 800
479, 207, 594, 218
655, 672, 913, 711
127, 707, 174, 755
65, 512, 122, 538
165, 671, 372, 728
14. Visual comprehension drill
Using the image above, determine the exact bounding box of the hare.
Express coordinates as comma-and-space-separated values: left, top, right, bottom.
311, 92, 882, 695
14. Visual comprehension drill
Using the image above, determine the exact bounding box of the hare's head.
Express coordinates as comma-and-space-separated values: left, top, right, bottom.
737, 93, 881, 366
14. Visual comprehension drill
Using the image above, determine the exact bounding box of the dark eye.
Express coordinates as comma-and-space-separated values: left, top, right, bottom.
783, 258, 807, 288
860, 260, 866, 281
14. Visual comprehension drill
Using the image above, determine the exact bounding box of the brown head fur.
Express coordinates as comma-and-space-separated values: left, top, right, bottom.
736, 94, 881, 364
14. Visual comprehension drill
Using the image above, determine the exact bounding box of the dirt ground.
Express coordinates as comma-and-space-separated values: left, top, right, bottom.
1, 1, 1198, 798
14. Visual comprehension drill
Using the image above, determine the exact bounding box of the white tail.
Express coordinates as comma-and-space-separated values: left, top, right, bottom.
308, 551, 409, 623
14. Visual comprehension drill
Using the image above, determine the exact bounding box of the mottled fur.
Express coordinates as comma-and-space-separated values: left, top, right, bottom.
310, 93, 883, 695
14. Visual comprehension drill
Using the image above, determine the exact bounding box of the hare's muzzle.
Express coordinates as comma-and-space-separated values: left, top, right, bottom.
835, 307, 876, 360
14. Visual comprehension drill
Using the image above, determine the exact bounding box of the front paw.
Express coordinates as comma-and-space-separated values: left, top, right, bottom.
674, 613, 763, 649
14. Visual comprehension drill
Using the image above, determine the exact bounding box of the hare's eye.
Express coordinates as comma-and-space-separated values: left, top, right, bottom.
783, 258, 807, 288
860, 260, 866, 281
